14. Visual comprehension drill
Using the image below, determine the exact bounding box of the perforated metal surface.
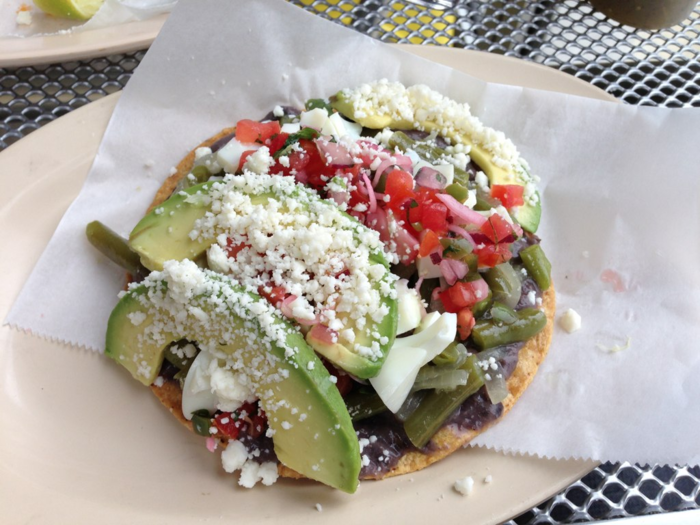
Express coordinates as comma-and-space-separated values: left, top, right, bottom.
1, 1, 699, 523
507, 462, 700, 524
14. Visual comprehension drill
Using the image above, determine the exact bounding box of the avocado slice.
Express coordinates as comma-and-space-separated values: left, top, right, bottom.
106, 267, 361, 493
332, 90, 541, 233
128, 180, 397, 379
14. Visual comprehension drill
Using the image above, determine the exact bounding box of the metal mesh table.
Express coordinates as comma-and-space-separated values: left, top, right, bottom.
1, 1, 699, 522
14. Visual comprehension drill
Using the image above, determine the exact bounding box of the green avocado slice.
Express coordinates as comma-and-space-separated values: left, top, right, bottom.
331, 91, 542, 233
106, 270, 361, 493
128, 180, 397, 379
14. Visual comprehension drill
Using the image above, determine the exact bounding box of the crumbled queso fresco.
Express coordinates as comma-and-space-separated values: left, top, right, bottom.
340, 80, 539, 206
128, 260, 297, 384
190, 171, 398, 361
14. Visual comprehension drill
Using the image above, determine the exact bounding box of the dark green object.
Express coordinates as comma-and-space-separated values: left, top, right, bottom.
85, 221, 147, 279
395, 390, 428, 423
472, 288, 493, 319
489, 302, 518, 325
471, 308, 547, 349
163, 340, 194, 370
175, 165, 214, 192
345, 390, 388, 422
483, 263, 522, 309
432, 342, 460, 367
273, 127, 320, 159
403, 355, 485, 448
474, 186, 498, 211
445, 183, 469, 203
520, 244, 552, 291
440, 237, 474, 261
305, 98, 333, 113
191, 409, 213, 437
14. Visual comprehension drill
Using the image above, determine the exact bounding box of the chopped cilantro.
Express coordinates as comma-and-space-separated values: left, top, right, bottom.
273, 127, 320, 159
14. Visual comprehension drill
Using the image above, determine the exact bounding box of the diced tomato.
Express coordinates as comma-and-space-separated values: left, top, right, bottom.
474, 243, 512, 267
238, 150, 256, 170
408, 201, 422, 225
420, 202, 449, 235
457, 308, 476, 340
225, 239, 249, 258
297, 140, 328, 189
418, 229, 441, 257
447, 281, 482, 309
268, 132, 290, 156
491, 184, 524, 209
213, 412, 243, 440
258, 285, 288, 307
438, 289, 462, 314
235, 119, 281, 144
480, 214, 516, 244
415, 187, 442, 206
384, 169, 415, 213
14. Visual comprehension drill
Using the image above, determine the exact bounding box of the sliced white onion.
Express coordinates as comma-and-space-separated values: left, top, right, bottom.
413, 311, 441, 334
369, 346, 427, 413
417, 255, 442, 279
299, 107, 328, 130
280, 122, 301, 134
322, 112, 362, 140
396, 279, 423, 335
484, 361, 509, 404
216, 138, 261, 173
181, 351, 218, 420
432, 163, 454, 185
392, 312, 457, 366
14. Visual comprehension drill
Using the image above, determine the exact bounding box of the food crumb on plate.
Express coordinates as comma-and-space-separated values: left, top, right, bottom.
559, 308, 582, 333
484, 474, 493, 484
16, 5, 32, 25
453, 476, 474, 496
315, 503, 323, 512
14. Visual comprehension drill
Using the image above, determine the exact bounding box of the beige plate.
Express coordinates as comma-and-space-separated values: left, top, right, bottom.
0, 49, 611, 525
0, 14, 166, 68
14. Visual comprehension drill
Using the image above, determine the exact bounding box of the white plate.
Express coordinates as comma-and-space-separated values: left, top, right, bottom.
0, 14, 166, 68
0, 48, 611, 525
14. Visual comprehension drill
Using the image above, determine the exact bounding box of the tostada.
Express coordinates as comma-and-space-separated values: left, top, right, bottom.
87, 80, 554, 494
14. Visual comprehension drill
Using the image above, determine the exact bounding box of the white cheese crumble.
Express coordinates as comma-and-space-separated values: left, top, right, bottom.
341, 80, 529, 176
220, 429, 278, 489
559, 308, 582, 333
315, 503, 323, 512
243, 146, 274, 175
194, 173, 397, 360
16, 9, 32, 25
273, 105, 285, 117
453, 476, 474, 496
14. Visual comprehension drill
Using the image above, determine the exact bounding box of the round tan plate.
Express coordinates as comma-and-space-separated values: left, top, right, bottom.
0, 14, 166, 68
0, 49, 608, 525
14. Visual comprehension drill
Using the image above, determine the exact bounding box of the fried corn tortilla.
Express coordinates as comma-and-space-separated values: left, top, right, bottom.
144, 129, 555, 481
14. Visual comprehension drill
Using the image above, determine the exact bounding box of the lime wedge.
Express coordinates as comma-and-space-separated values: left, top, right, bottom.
32, 0, 104, 20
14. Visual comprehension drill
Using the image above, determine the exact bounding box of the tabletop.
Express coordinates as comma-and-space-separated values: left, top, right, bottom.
1, 1, 699, 523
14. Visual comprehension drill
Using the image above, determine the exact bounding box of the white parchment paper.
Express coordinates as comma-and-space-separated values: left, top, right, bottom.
0, 0, 174, 37
5, 0, 700, 466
